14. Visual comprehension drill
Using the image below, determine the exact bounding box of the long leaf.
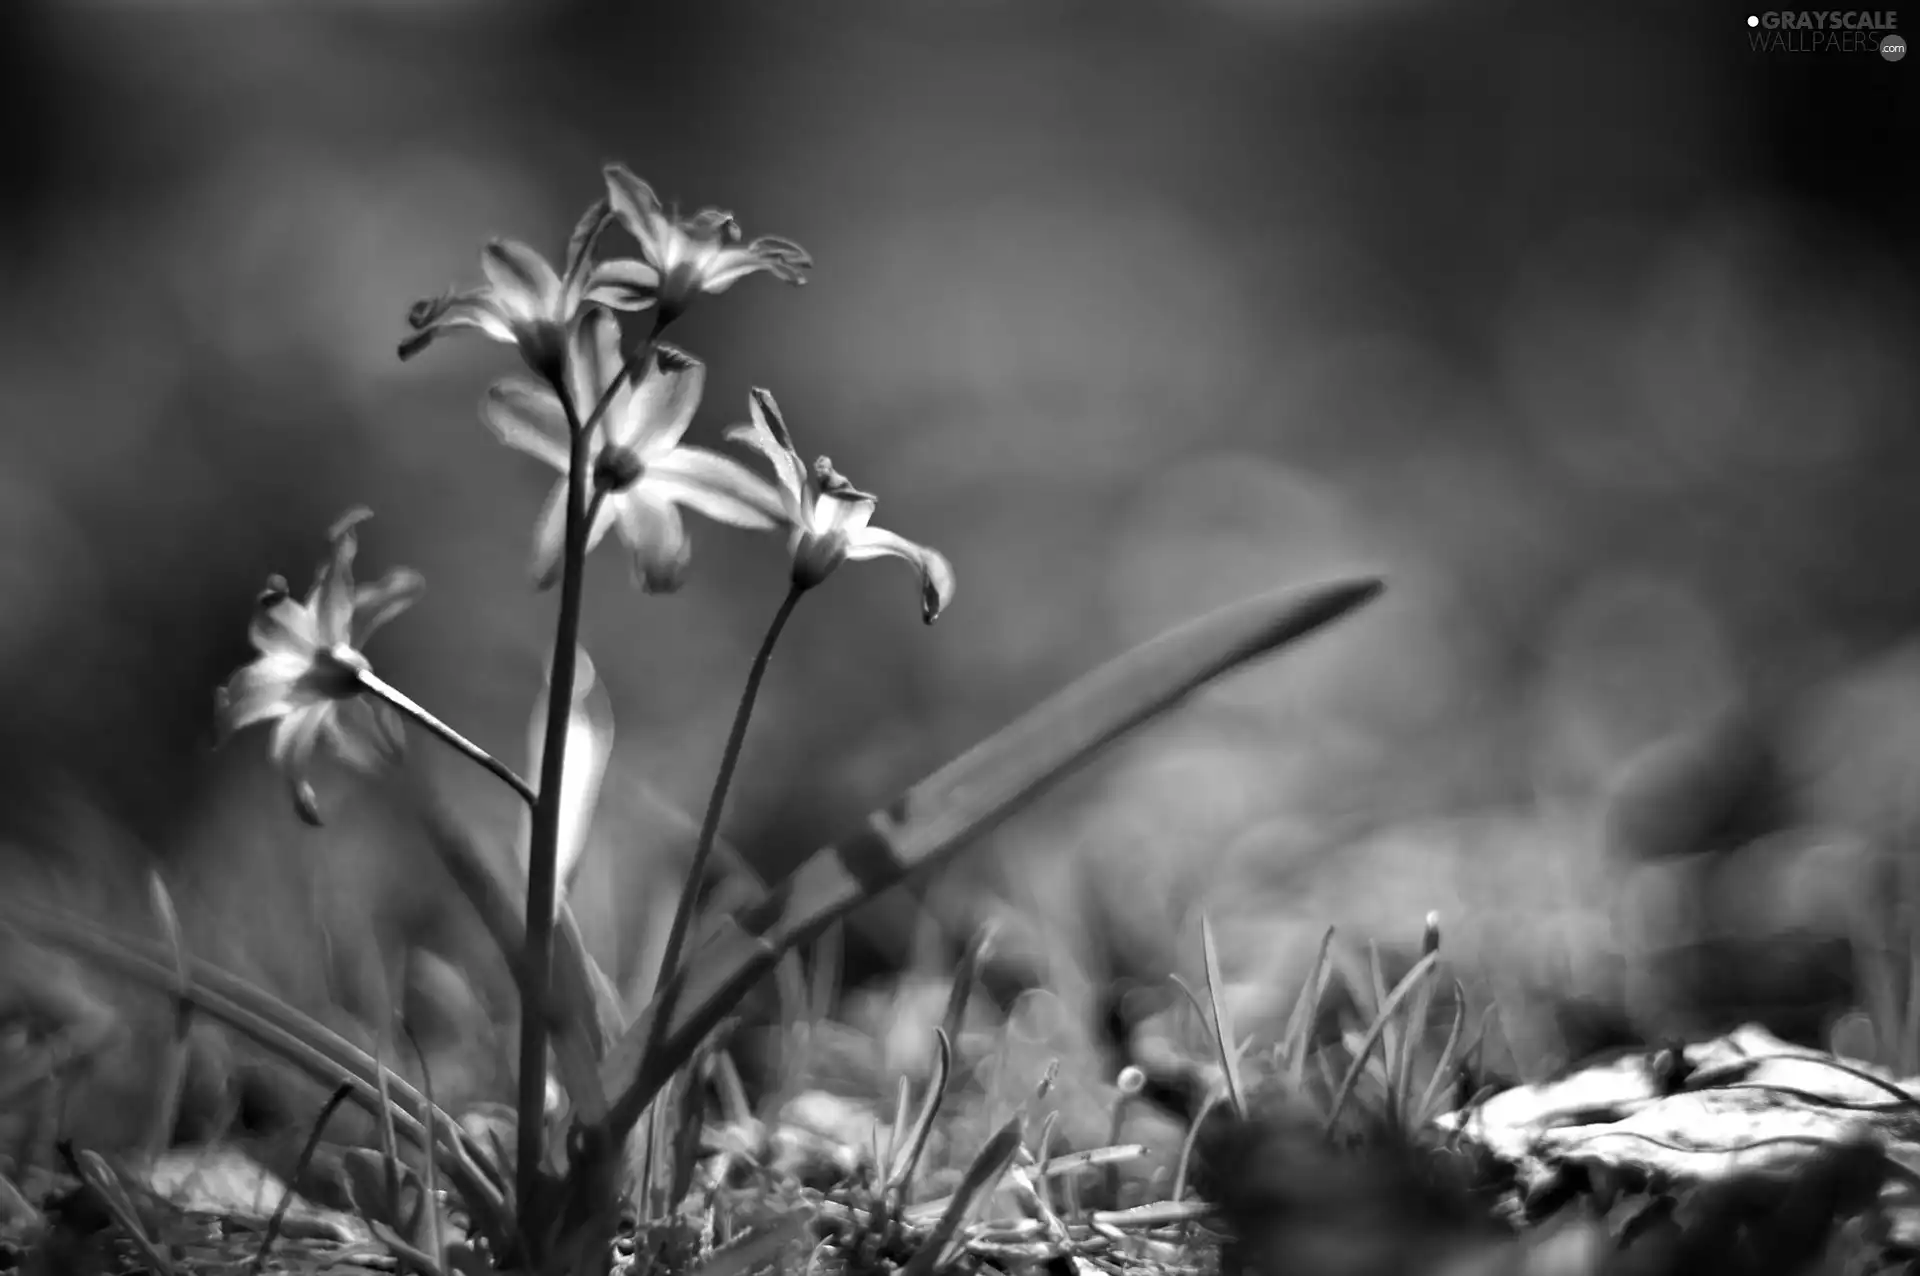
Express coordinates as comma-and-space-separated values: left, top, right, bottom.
526, 645, 614, 904
407, 776, 615, 1124
599, 576, 1383, 1140
1200, 914, 1244, 1119
143, 870, 193, 1158
1, 900, 500, 1221
903, 1116, 1023, 1276
1325, 949, 1442, 1135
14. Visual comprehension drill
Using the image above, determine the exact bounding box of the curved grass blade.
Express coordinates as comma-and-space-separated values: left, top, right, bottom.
1391, 913, 1442, 1129
253, 1082, 353, 1275
903, 1116, 1023, 1276
886, 1029, 953, 1205
1325, 949, 1442, 1136
1199, 914, 1244, 1119
143, 870, 193, 1159
1414, 978, 1470, 1128
2, 900, 500, 1222
691, 1212, 814, 1276
941, 922, 996, 1051
64, 1144, 174, 1276
1281, 926, 1338, 1087
600, 577, 1385, 1137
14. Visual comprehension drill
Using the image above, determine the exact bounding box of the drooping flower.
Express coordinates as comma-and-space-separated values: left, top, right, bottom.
481, 308, 783, 593
602, 165, 811, 325
399, 198, 658, 381
727, 388, 955, 623
215, 509, 424, 825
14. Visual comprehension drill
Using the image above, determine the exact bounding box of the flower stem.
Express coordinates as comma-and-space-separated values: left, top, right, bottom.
511, 313, 665, 1254
636, 583, 804, 1087
514, 385, 597, 1239
582, 314, 668, 438
356, 670, 536, 808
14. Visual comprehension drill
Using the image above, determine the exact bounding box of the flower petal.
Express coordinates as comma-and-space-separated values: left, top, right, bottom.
352, 567, 424, 647
399, 292, 513, 360
481, 239, 563, 322
603, 165, 673, 266
522, 643, 614, 908
700, 237, 812, 294
561, 197, 612, 302
724, 388, 808, 512
644, 447, 784, 529
582, 259, 660, 312
530, 482, 618, 590
482, 379, 571, 471
844, 527, 957, 624
815, 487, 876, 537
249, 593, 319, 656
567, 307, 626, 428
269, 703, 332, 772
216, 654, 307, 736
314, 509, 371, 645
330, 697, 404, 771
610, 494, 691, 593
623, 344, 705, 453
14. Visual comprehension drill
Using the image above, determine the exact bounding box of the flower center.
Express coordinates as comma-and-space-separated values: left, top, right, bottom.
308, 643, 371, 699
594, 446, 646, 493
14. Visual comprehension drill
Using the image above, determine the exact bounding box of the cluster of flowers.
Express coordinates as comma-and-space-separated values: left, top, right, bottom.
215, 163, 955, 822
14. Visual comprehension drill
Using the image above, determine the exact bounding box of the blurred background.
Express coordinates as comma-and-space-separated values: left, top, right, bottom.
1, 0, 1917, 1145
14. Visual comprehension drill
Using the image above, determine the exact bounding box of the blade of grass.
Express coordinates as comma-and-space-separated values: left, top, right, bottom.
1199, 915, 1244, 1119
598, 578, 1384, 1135
691, 1212, 814, 1276
1414, 979, 1470, 1128
905, 1145, 1145, 1226
1169, 1090, 1221, 1205
3, 900, 499, 1220
1325, 949, 1442, 1136
941, 923, 996, 1052
407, 1029, 446, 1265
886, 1029, 953, 1205
1088, 1200, 1215, 1229
142, 870, 193, 1160
1363, 941, 1401, 1127
1391, 913, 1443, 1130
1281, 926, 1337, 1087
64, 1144, 174, 1276
902, 1116, 1023, 1276
668, 1046, 714, 1217
251, 1083, 353, 1275
879, 1074, 912, 1185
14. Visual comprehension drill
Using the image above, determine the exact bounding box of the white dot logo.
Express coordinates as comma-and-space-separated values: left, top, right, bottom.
1747, 13, 1759, 25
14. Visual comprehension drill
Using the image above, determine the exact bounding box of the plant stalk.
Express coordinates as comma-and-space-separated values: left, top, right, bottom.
636, 583, 804, 1087
514, 314, 663, 1254
514, 380, 594, 1238
357, 669, 536, 807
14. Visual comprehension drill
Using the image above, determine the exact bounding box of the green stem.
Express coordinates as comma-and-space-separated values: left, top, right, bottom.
581, 316, 667, 438
512, 314, 663, 1256
356, 670, 536, 808
637, 584, 804, 1087
513, 386, 592, 1238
